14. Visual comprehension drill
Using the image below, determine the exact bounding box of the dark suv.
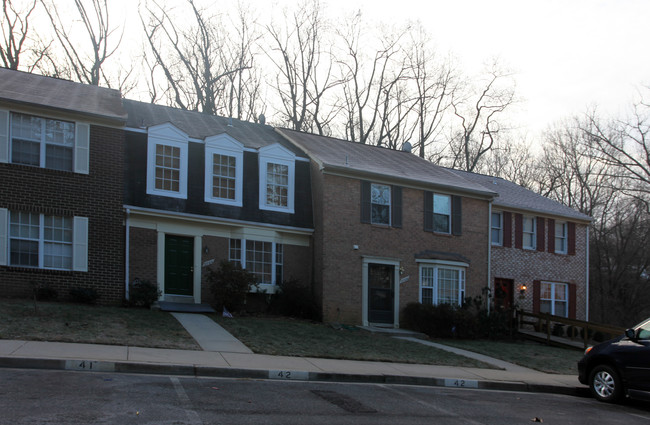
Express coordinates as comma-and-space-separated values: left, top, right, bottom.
578, 318, 650, 402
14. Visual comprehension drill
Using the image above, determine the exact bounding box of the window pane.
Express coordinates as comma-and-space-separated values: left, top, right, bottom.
266, 163, 289, 207
433, 214, 450, 233
10, 239, 38, 266
491, 212, 501, 228
45, 144, 73, 171
438, 268, 459, 305
11, 139, 40, 166
11, 113, 42, 142
246, 240, 273, 284
45, 119, 74, 146
155, 144, 181, 192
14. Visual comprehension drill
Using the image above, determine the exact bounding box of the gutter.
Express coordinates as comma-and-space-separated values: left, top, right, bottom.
125, 208, 130, 301
585, 226, 590, 321
487, 201, 492, 316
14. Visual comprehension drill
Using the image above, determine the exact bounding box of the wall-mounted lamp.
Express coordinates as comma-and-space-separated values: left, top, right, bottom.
519, 284, 528, 296
204, 246, 209, 254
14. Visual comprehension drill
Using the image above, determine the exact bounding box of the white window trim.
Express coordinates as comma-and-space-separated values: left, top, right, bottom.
146, 123, 189, 199
258, 144, 296, 214
2, 110, 89, 173
230, 238, 283, 293
555, 221, 568, 254
418, 259, 467, 306
1, 209, 88, 271
204, 134, 244, 207
523, 216, 536, 250
370, 183, 391, 225
491, 211, 503, 246
540, 281, 569, 317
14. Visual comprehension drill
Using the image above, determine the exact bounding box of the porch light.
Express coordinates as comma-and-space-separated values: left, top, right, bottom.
520, 284, 527, 295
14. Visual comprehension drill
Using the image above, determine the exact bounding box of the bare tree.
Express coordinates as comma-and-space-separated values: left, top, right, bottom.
265, 0, 340, 133
337, 14, 409, 145
403, 26, 458, 158
1, 0, 41, 70
140, 0, 257, 116
40, 0, 122, 86
447, 60, 516, 172
479, 135, 541, 190
582, 90, 650, 201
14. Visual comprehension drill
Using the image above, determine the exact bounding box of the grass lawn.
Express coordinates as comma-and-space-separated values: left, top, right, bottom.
0, 299, 200, 350
214, 315, 493, 368
435, 338, 584, 375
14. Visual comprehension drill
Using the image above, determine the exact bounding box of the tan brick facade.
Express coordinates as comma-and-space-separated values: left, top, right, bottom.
313, 170, 490, 325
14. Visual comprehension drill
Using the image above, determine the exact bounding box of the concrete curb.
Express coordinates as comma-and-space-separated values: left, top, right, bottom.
0, 355, 585, 397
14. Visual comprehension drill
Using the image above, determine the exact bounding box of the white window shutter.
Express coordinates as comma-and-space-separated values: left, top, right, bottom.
0, 208, 7, 266
74, 123, 90, 174
73, 216, 88, 272
0, 110, 9, 163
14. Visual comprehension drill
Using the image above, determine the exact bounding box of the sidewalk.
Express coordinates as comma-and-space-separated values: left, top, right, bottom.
0, 313, 586, 397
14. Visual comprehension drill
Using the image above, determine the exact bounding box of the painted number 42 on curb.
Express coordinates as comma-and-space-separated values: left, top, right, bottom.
444, 378, 478, 388
269, 370, 308, 380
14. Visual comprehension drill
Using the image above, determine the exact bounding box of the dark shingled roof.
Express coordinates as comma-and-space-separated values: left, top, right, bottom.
0, 68, 126, 123
450, 169, 592, 222
276, 128, 496, 198
123, 99, 307, 157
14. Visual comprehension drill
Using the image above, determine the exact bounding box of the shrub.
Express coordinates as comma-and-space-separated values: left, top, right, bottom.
269, 278, 320, 320
31, 282, 58, 301
128, 279, 161, 307
69, 287, 99, 304
207, 260, 257, 313
401, 302, 478, 339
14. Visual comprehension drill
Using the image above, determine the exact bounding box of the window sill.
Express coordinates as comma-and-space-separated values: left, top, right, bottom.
1, 265, 75, 274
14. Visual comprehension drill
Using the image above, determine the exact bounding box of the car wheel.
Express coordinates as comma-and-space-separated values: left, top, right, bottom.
589, 365, 623, 402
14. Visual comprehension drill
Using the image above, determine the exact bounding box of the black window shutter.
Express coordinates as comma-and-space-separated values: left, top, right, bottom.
452, 195, 462, 236
391, 186, 402, 228
423, 191, 433, 232
360, 180, 371, 223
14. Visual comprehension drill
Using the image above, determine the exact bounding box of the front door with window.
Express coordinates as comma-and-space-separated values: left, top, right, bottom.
368, 263, 395, 324
494, 278, 514, 311
165, 235, 193, 296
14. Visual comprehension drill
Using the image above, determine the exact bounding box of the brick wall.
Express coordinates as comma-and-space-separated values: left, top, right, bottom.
128, 227, 157, 285
316, 173, 490, 324
492, 219, 588, 320
0, 125, 125, 303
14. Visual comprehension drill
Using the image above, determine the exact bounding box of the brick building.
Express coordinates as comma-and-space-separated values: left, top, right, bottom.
454, 171, 591, 320
0, 68, 590, 326
278, 129, 498, 326
122, 101, 313, 305
0, 69, 127, 302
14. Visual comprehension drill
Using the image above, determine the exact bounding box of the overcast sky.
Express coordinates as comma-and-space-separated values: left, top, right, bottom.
249, 0, 649, 138
344, 0, 649, 136
107, 0, 649, 139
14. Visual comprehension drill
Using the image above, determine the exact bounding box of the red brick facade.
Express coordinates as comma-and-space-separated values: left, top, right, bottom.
491, 216, 588, 320
0, 125, 125, 303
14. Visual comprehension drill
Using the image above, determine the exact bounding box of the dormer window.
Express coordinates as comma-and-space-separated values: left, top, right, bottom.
204, 134, 244, 207
146, 123, 188, 199
258, 144, 295, 213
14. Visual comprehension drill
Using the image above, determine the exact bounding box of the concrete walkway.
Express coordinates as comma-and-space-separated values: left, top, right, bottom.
0, 313, 586, 397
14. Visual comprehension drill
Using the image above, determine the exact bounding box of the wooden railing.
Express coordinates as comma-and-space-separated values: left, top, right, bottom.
516, 311, 625, 349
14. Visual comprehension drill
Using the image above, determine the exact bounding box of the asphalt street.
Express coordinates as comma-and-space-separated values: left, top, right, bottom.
1, 368, 649, 425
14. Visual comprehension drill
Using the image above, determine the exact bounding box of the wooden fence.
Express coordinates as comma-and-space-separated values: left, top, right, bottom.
516, 311, 625, 349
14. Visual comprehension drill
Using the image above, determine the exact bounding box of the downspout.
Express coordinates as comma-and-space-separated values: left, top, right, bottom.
487, 201, 492, 316
125, 208, 130, 301
585, 225, 590, 322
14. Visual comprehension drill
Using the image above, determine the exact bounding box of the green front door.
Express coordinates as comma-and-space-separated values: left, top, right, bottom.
165, 235, 194, 296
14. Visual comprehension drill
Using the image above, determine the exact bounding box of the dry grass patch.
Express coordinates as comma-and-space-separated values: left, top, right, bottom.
0, 299, 199, 350
214, 315, 494, 368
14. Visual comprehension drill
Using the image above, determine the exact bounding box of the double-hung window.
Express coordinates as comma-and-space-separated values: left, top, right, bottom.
491, 211, 503, 245
204, 134, 244, 206
522, 216, 536, 249
540, 282, 568, 317
0, 209, 88, 271
258, 144, 296, 213
433, 194, 451, 233
371, 183, 391, 225
555, 221, 567, 254
2, 111, 90, 173
229, 239, 284, 290
146, 123, 189, 199
419, 262, 466, 306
